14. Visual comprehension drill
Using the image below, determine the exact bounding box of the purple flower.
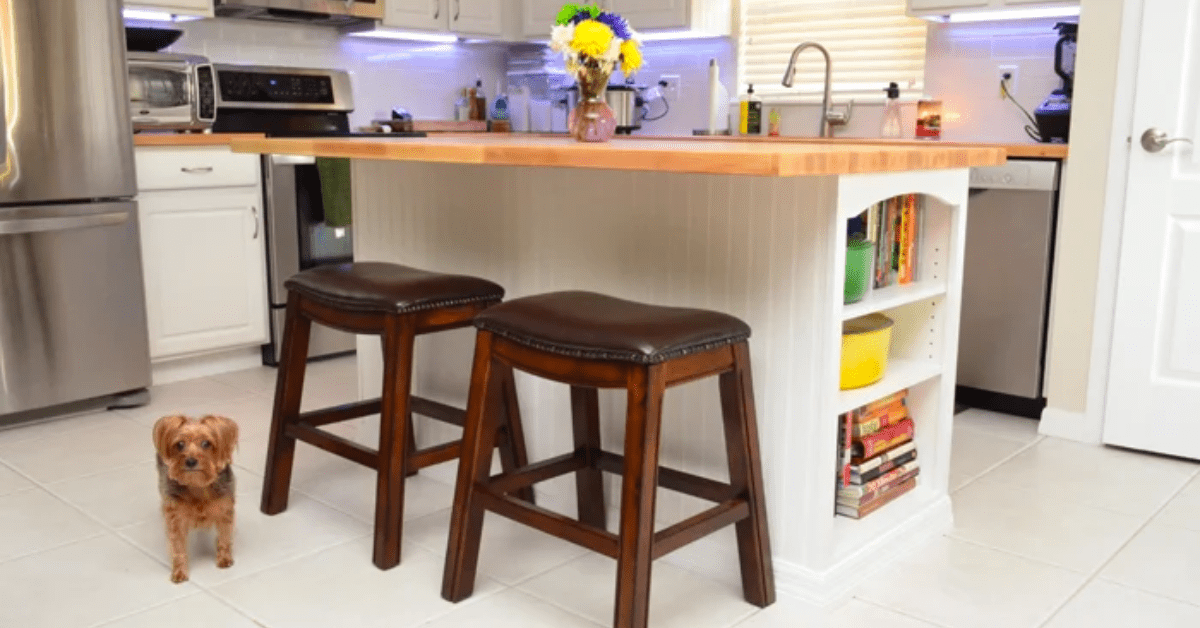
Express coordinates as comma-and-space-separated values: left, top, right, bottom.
595, 12, 632, 40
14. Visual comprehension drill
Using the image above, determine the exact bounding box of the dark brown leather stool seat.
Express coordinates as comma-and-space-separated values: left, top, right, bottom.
286, 262, 505, 314
474, 291, 752, 364
261, 262, 531, 571
442, 291, 775, 628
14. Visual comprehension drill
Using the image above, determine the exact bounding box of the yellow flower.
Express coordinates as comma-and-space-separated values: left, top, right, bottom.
571, 19, 614, 58
620, 39, 643, 75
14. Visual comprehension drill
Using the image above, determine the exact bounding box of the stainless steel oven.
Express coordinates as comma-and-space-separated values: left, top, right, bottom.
262, 153, 357, 364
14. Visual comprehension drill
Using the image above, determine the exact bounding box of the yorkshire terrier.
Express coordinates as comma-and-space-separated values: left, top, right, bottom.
152, 414, 239, 583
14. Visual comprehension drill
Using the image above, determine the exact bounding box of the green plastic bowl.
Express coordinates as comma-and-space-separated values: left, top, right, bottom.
844, 239, 874, 304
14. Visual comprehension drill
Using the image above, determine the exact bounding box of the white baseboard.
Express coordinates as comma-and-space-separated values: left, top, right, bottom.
1039, 407, 1103, 444
151, 347, 265, 385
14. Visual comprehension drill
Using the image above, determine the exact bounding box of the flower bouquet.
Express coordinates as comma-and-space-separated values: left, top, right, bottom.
549, 3, 643, 142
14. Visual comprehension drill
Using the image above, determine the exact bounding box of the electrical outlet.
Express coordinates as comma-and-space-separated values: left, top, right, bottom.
659, 74, 681, 102
998, 65, 1019, 98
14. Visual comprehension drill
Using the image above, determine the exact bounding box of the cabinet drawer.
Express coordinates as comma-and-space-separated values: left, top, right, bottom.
135, 147, 260, 191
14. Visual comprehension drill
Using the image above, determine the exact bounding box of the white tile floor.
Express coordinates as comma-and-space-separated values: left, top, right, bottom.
1, 356, 1197, 628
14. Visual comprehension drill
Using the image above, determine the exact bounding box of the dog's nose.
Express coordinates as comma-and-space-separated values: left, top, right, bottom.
185, 457, 198, 468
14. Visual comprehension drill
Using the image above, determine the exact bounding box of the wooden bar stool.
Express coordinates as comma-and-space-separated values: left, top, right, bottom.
441, 291, 775, 628
261, 262, 533, 570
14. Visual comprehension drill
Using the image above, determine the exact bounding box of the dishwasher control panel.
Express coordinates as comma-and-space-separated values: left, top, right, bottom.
969, 160, 1059, 192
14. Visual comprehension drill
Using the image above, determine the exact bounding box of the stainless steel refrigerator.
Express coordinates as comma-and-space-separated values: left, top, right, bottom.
0, 0, 151, 416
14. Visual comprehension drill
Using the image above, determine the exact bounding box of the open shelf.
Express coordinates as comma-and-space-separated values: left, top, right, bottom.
842, 279, 948, 321
832, 484, 942, 556
836, 358, 942, 415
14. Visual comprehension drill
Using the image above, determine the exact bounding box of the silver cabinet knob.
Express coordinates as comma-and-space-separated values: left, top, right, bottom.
1141, 128, 1193, 153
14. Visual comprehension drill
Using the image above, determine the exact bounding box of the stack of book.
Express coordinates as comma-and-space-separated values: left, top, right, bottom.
835, 390, 919, 519
849, 194, 922, 289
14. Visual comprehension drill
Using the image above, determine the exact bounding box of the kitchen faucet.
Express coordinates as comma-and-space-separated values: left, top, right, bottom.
782, 42, 853, 138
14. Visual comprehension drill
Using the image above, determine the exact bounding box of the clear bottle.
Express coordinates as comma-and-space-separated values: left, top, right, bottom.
492, 80, 509, 121
455, 88, 471, 122
881, 82, 903, 139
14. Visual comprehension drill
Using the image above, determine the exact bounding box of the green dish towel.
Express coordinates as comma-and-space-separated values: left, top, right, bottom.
316, 157, 353, 228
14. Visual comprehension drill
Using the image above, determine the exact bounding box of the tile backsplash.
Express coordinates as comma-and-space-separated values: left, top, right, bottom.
132, 18, 509, 129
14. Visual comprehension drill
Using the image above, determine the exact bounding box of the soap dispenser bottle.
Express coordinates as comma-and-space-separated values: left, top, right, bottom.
881, 82, 903, 138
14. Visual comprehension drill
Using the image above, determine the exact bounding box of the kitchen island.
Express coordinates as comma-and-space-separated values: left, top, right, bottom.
231, 135, 1005, 603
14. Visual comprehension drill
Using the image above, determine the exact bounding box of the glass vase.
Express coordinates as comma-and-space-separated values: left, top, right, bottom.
568, 67, 617, 143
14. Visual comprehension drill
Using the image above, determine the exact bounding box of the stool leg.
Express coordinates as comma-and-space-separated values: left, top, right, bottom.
442, 331, 503, 602
614, 366, 666, 628
718, 343, 775, 607
373, 314, 416, 570
496, 366, 536, 504
262, 293, 312, 516
405, 410, 420, 478
570, 386, 606, 530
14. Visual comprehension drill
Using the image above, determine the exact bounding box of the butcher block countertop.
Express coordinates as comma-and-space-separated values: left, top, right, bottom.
134, 133, 264, 147
631, 135, 1069, 160
228, 135, 1006, 177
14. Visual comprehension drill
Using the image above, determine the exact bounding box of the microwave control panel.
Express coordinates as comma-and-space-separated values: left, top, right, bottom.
217, 70, 334, 105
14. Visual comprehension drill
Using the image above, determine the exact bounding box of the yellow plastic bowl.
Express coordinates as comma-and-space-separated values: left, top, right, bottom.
840, 313, 894, 390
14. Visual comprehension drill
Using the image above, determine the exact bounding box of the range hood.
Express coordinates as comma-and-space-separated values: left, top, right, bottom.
214, 0, 383, 28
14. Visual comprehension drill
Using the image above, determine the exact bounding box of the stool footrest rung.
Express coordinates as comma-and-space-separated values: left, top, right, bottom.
409, 440, 460, 471
488, 452, 587, 494
594, 451, 738, 503
300, 399, 383, 428
652, 499, 750, 560
287, 423, 379, 470
477, 484, 619, 558
410, 396, 467, 427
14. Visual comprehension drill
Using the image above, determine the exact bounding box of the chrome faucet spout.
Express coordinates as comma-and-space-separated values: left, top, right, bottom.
781, 42, 841, 138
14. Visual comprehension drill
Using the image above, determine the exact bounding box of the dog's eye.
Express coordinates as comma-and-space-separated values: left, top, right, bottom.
175, 441, 185, 451
201, 440, 211, 449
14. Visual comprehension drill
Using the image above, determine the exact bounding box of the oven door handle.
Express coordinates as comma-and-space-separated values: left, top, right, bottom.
270, 154, 317, 166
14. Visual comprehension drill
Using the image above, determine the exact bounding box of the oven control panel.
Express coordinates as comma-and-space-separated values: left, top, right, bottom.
210, 64, 353, 112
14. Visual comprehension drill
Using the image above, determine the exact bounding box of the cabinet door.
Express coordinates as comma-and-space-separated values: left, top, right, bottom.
451, 0, 504, 35
384, 0, 449, 30
522, 0, 565, 38
605, 0, 688, 31
138, 188, 269, 360
124, 0, 215, 17
908, 0, 988, 10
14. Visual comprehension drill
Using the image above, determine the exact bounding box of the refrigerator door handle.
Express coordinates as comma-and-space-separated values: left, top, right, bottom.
0, 210, 129, 235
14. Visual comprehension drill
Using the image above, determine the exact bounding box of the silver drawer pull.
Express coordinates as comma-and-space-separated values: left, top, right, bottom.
180, 166, 214, 174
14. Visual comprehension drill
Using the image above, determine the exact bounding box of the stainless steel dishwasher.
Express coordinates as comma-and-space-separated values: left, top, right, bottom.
956, 159, 1061, 418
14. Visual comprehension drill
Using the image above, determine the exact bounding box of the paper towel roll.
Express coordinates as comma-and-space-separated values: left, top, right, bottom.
708, 59, 721, 134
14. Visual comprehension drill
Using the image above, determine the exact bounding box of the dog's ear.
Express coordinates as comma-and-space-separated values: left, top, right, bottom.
200, 415, 239, 464
153, 415, 188, 458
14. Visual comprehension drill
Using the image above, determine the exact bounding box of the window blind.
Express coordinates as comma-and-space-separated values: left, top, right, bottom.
739, 0, 928, 101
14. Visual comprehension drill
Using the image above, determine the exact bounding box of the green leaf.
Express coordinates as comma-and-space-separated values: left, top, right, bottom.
555, 4, 580, 26
586, 5, 601, 18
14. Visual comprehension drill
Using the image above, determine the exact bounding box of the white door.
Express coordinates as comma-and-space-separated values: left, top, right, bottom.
522, 0, 565, 38
384, 0, 448, 30
1103, 0, 1200, 458
451, 0, 503, 35
604, 0, 688, 31
138, 189, 269, 360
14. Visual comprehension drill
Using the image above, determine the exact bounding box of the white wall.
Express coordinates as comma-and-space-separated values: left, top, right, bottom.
130, 18, 509, 128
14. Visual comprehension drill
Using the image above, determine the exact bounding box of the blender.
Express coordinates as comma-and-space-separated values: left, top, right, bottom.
1034, 22, 1077, 143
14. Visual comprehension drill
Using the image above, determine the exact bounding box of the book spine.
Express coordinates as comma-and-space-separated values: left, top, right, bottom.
849, 440, 916, 476
856, 463, 919, 497
837, 477, 918, 519
850, 449, 918, 483
891, 197, 902, 284
905, 194, 917, 284
840, 411, 853, 488
898, 196, 910, 284
852, 418, 914, 459
912, 195, 922, 281
860, 389, 908, 415
851, 403, 909, 437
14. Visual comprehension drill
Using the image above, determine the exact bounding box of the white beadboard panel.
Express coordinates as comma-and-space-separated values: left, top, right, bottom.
349, 161, 969, 601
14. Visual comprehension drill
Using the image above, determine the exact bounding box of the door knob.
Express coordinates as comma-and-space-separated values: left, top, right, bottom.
1141, 128, 1193, 153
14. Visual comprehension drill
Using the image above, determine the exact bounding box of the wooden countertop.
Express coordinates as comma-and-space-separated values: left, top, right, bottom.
628, 135, 1068, 160
134, 133, 264, 147
228, 135, 1006, 177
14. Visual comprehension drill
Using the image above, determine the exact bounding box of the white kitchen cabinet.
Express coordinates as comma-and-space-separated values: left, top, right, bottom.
135, 146, 268, 361
123, 0, 215, 17
522, 0, 730, 39
451, 0, 505, 36
384, 0, 449, 31
907, 0, 1076, 17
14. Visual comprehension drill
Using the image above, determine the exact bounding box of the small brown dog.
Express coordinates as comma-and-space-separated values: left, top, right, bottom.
152, 414, 239, 583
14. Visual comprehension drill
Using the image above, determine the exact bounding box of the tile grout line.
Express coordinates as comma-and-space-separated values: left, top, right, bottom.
852, 598, 956, 628
1033, 466, 1200, 627
949, 434, 1045, 495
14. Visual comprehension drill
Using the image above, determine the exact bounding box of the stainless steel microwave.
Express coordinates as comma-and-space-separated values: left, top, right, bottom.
128, 52, 215, 132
